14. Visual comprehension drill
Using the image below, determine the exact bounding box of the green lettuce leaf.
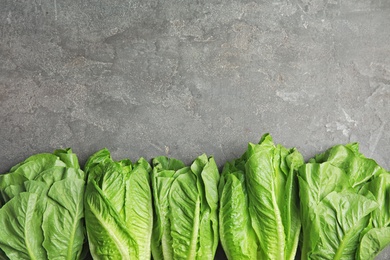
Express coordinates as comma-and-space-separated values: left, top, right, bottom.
220, 133, 303, 260
170, 171, 201, 259
196, 156, 219, 259
357, 227, 390, 260
42, 177, 85, 260
0, 153, 64, 204
308, 191, 377, 259
300, 142, 390, 260
0, 192, 46, 260
298, 162, 351, 211
125, 159, 153, 258
151, 154, 219, 260
245, 141, 287, 260
364, 174, 390, 228
84, 148, 153, 260
219, 167, 258, 260
85, 180, 137, 258
311, 144, 387, 189
150, 157, 179, 260
0, 149, 85, 260
356, 173, 390, 259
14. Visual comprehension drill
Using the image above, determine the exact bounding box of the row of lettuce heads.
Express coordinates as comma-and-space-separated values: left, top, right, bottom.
0, 134, 389, 260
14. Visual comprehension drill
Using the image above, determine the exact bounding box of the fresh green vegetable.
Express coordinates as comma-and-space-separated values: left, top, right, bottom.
218, 159, 257, 260
311, 143, 387, 190
357, 170, 390, 259
151, 154, 220, 260
0, 149, 86, 260
0, 138, 388, 260
219, 134, 304, 260
84, 148, 153, 260
300, 143, 390, 260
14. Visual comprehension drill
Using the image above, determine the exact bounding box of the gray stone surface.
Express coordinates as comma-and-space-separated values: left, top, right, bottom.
0, 0, 389, 259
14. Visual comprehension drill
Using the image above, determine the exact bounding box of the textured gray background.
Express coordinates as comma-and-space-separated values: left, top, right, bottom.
0, 0, 389, 259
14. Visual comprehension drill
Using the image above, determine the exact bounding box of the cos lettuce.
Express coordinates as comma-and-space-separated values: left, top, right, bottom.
151, 154, 219, 260
0, 149, 86, 260
84, 148, 153, 259
219, 134, 304, 260
299, 143, 390, 260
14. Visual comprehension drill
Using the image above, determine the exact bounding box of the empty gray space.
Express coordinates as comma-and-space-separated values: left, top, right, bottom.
1, 0, 389, 259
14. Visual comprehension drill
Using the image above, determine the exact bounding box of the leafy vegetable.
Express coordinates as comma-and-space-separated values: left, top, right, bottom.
219, 134, 304, 260
218, 161, 257, 260
357, 227, 390, 259
151, 154, 219, 260
300, 143, 390, 260
311, 143, 387, 190
356, 173, 390, 259
84, 148, 153, 260
0, 149, 86, 260
0, 138, 389, 260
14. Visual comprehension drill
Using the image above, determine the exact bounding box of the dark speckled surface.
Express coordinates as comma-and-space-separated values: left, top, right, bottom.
1, 0, 389, 259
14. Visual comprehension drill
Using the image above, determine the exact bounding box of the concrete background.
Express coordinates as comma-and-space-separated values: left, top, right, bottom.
0, 0, 389, 259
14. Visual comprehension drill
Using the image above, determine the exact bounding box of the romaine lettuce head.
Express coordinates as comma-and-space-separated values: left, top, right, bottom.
300, 143, 390, 260
219, 133, 304, 260
0, 148, 86, 260
151, 154, 219, 260
219, 161, 257, 260
84, 148, 153, 260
